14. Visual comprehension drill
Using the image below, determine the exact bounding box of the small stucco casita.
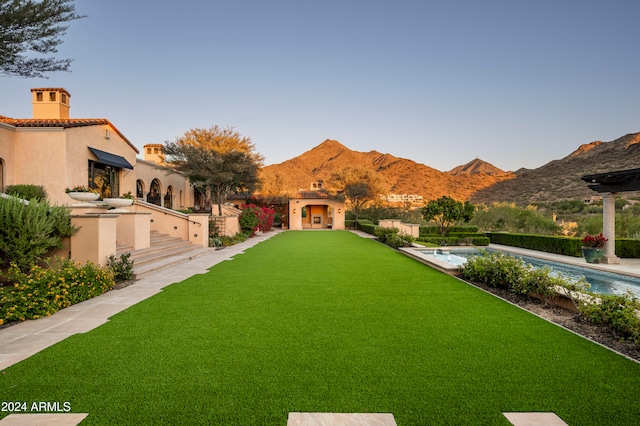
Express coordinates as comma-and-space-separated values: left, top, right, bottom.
288, 189, 345, 230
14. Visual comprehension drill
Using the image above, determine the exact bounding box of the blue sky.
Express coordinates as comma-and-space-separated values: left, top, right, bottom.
2, 0, 639, 171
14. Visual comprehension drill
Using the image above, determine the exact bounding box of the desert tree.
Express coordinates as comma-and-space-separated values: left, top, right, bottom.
330, 167, 388, 222
421, 195, 475, 235
1, 0, 85, 78
164, 126, 263, 216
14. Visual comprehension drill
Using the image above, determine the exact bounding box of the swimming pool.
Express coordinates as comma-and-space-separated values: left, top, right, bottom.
410, 247, 640, 298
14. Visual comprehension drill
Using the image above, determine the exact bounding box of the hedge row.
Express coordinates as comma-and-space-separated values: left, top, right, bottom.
356, 219, 378, 234
486, 232, 582, 256
418, 236, 490, 246
486, 232, 640, 258
419, 225, 479, 236
615, 239, 640, 258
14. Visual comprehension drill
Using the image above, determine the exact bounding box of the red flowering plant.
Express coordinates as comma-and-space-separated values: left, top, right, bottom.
581, 233, 607, 249
240, 204, 275, 235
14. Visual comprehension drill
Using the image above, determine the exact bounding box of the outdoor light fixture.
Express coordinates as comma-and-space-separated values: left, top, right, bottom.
293, 209, 297, 214
338, 208, 341, 213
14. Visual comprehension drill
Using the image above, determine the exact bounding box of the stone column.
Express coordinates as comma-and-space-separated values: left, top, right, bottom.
601, 192, 620, 264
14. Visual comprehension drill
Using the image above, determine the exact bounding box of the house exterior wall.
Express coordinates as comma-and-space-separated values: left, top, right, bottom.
13, 127, 67, 204
135, 159, 194, 210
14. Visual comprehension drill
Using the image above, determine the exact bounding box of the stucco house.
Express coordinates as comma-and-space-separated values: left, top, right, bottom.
0, 88, 194, 209
0, 88, 210, 268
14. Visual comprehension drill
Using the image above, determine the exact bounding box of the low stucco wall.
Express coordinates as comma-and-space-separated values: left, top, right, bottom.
378, 219, 420, 238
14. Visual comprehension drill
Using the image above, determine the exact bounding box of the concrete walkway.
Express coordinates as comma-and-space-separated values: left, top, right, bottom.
0, 230, 283, 371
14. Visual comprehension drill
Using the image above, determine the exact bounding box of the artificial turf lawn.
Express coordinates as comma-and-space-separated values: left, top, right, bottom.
1, 231, 640, 425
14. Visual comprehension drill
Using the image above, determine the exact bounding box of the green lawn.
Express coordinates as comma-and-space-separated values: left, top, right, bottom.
1, 231, 639, 425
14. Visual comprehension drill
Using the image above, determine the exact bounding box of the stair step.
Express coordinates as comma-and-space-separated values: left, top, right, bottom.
117, 231, 214, 278
131, 247, 213, 277
130, 244, 205, 266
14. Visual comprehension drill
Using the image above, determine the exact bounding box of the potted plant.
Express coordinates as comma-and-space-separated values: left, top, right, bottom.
65, 185, 100, 203
103, 191, 134, 209
581, 233, 607, 263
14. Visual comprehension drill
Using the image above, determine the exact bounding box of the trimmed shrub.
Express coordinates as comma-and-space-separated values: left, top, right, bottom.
0, 197, 78, 271
616, 239, 640, 258
0, 259, 115, 324
357, 219, 378, 234
419, 225, 479, 237
3, 184, 47, 201
486, 232, 582, 256
416, 235, 489, 246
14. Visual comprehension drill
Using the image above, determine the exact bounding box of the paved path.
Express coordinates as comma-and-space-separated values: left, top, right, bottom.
0, 230, 283, 371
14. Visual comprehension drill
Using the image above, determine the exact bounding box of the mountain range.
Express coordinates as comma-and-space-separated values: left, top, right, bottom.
259, 132, 640, 204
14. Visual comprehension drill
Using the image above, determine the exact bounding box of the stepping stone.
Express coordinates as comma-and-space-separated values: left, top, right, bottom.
503, 412, 568, 426
0, 413, 88, 425
288, 412, 397, 425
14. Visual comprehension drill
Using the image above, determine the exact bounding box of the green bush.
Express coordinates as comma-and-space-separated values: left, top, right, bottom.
106, 253, 135, 282
579, 292, 640, 344
471, 237, 490, 246
356, 219, 378, 234
3, 184, 48, 201
459, 251, 526, 290
239, 205, 260, 234
0, 197, 78, 271
374, 227, 414, 248
0, 258, 115, 324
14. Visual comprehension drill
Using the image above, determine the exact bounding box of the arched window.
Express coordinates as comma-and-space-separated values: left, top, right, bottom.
147, 179, 162, 206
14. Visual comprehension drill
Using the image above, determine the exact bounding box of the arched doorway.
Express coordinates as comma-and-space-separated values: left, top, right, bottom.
147, 179, 162, 206
136, 180, 144, 199
164, 186, 173, 209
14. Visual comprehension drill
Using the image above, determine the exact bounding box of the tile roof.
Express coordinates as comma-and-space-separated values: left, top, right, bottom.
0, 116, 138, 154
294, 191, 332, 199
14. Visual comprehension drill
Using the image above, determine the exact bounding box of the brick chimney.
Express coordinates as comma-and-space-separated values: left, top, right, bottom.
31, 88, 71, 119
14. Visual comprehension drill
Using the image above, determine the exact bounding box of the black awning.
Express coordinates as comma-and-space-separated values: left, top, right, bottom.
582, 168, 640, 193
88, 147, 134, 170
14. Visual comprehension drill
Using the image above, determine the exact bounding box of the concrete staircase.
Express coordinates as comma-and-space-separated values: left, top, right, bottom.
116, 231, 213, 278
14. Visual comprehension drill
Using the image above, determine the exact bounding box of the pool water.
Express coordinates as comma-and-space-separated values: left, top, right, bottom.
417, 248, 640, 298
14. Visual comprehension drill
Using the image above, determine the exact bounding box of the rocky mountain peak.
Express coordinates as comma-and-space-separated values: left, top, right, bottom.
448, 158, 508, 176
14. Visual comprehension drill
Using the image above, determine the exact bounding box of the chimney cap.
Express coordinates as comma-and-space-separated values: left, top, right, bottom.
31, 88, 71, 98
